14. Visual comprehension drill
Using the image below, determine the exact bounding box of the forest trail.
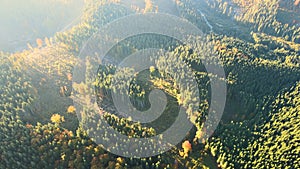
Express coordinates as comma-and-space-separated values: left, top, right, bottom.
197, 9, 214, 32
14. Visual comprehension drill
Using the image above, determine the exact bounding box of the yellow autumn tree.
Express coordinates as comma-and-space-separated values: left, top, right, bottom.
36, 38, 43, 48
67, 106, 76, 114
179, 140, 192, 158
144, 0, 153, 13
50, 114, 65, 124
45, 37, 51, 47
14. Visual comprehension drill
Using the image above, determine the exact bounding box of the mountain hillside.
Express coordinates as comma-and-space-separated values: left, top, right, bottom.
0, 0, 299, 168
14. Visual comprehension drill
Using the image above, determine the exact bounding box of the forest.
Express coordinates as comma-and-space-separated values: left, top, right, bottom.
0, 0, 299, 168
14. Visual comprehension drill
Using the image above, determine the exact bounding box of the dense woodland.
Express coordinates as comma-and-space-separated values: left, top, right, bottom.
0, 0, 299, 168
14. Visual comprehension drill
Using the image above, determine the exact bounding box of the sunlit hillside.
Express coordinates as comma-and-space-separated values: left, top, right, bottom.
0, 0, 84, 52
